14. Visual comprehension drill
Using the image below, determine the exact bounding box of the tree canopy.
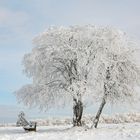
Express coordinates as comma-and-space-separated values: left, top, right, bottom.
16, 25, 140, 112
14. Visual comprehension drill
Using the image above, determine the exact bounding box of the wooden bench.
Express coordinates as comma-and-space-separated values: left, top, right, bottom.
23, 122, 37, 132
16, 112, 37, 132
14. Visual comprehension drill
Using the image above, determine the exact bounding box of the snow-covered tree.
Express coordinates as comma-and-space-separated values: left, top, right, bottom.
89, 28, 140, 128
15, 25, 140, 127
16, 111, 29, 126
16, 25, 99, 126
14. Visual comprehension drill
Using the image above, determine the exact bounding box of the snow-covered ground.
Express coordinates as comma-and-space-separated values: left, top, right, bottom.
0, 123, 140, 140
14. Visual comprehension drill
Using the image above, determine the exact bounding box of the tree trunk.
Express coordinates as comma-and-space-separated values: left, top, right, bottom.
73, 99, 83, 126
91, 93, 107, 128
90, 67, 111, 128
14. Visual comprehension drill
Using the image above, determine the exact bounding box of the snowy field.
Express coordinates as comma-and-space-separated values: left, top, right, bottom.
0, 123, 140, 140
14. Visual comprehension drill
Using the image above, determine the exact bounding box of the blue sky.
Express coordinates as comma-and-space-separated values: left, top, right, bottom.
0, 0, 140, 123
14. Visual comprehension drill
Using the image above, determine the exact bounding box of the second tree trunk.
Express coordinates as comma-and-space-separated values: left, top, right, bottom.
92, 95, 106, 128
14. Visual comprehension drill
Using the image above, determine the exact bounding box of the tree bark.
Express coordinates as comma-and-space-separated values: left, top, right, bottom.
92, 96, 106, 128
73, 99, 83, 126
